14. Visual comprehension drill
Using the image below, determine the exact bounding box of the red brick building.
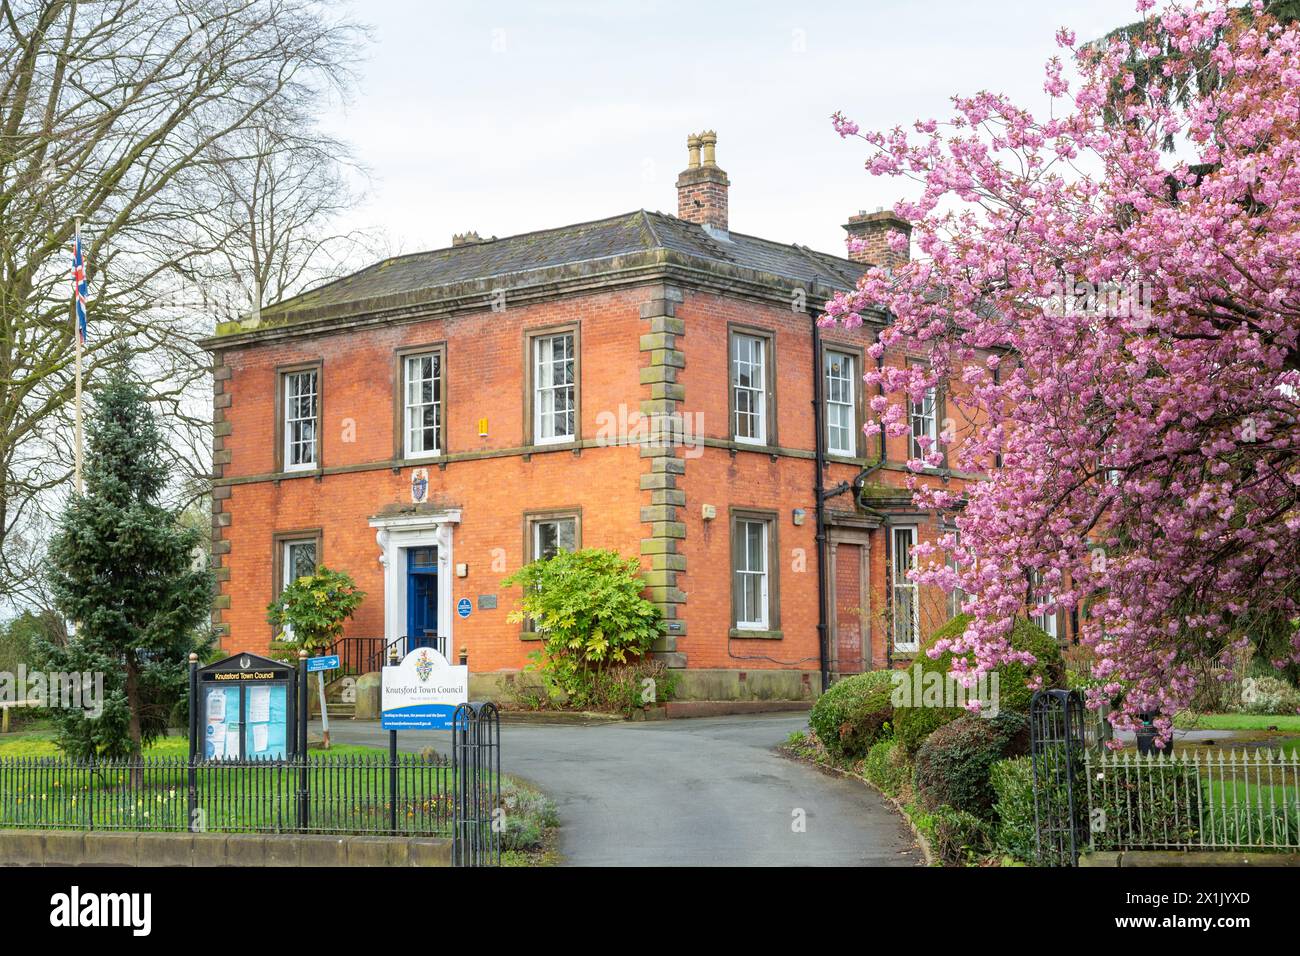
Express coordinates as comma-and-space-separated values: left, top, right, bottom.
202, 131, 1026, 701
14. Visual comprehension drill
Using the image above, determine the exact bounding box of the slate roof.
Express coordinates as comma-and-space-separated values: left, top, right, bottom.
257, 209, 867, 323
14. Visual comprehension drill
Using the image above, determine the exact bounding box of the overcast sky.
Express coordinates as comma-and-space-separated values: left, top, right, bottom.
320, 0, 1144, 262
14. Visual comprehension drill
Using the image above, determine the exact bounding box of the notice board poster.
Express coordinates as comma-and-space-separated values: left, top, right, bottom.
244, 683, 288, 759
204, 686, 240, 760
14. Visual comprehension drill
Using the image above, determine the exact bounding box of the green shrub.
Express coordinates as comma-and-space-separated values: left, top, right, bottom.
894, 614, 1064, 755
502, 549, 663, 710
1091, 760, 1201, 851
1235, 676, 1300, 716
266, 567, 366, 652
1204, 791, 1300, 848
498, 778, 560, 852
809, 670, 897, 761
863, 737, 910, 797
990, 756, 1037, 863
587, 659, 680, 716
913, 712, 1030, 819
912, 803, 991, 866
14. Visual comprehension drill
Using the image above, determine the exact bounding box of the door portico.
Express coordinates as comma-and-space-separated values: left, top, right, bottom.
368, 509, 461, 653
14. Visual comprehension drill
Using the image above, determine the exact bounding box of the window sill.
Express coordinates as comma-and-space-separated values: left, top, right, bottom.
518, 631, 543, 642
729, 628, 784, 640
826, 452, 867, 465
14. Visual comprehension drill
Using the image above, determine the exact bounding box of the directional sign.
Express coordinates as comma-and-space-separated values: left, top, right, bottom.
457, 598, 472, 618
307, 654, 340, 673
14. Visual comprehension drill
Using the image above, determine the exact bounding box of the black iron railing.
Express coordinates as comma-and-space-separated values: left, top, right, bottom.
319, 634, 449, 687
324, 636, 386, 680
0, 753, 455, 836
1029, 688, 1090, 866
383, 633, 448, 665
453, 701, 501, 867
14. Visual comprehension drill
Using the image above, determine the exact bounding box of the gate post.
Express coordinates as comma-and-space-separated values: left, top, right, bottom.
452, 701, 501, 867
187, 652, 198, 830
1029, 688, 1088, 866
297, 649, 309, 830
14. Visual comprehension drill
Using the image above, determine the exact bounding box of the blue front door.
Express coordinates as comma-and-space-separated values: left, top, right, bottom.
406, 547, 438, 651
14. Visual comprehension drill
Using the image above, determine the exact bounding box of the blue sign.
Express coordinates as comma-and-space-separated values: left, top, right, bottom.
457, 598, 472, 618
382, 703, 459, 731
307, 654, 340, 673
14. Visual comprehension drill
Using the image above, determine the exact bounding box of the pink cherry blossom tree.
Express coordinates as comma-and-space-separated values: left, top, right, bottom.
824, 0, 1300, 741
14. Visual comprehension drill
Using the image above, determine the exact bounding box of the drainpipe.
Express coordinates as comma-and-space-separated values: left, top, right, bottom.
811, 310, 831, 694
874, 349, 892, 669
815, 323, 895, 683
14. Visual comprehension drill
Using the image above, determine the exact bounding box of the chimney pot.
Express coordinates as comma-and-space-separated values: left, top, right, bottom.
700, 130, 718, 167
686, 134, 702, 169
452, 231, 484, 247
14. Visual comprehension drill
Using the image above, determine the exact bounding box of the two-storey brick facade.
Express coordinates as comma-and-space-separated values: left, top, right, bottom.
202, 132, 1029, 701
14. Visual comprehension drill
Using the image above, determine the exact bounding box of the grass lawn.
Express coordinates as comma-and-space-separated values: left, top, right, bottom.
1174, 713, 1300, 732
0, 731, 385, 759
0, 729, 559, 863
0, 731, 456, 835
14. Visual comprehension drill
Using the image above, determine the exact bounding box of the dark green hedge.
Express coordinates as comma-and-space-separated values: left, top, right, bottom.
913, 712, 1031, 819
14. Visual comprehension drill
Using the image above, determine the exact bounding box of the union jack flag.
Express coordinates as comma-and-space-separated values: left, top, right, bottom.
72, 231, 88, 343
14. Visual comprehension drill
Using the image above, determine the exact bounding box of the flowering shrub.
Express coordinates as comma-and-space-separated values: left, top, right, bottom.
824, 1, 1300, 740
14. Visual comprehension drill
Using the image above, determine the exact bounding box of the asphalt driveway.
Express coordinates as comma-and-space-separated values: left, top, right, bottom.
318, 712, 920, 867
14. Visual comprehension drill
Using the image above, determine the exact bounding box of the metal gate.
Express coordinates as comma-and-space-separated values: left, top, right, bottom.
452, 701, 501, 867
1029, 689, 1089, 866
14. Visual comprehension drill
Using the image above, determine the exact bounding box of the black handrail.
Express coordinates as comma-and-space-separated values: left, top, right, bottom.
383, 632, 447, 664
317, 634, 448, 685
322, 636, 385, 681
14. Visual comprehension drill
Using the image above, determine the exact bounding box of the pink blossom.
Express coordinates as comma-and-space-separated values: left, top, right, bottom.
825, 1, 1300, 731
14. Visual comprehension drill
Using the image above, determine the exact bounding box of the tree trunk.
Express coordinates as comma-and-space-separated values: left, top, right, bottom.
124, 650, 145, 788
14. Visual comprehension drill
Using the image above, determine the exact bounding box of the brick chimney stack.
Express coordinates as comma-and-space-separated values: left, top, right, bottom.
677, 131, 729, 232
843, 208, 912, 269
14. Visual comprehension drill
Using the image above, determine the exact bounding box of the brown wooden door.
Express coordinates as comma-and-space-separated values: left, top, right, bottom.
833, 542, 866, 674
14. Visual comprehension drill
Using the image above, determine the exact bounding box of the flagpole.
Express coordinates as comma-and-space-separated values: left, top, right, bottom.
73, 216, 84, 497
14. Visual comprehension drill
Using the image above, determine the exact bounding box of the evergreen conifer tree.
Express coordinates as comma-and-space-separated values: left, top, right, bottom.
38, 360, 214, 761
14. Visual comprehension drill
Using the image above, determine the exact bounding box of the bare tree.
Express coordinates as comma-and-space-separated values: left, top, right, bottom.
185, 124, 379, 315
0, 0, 368, 602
